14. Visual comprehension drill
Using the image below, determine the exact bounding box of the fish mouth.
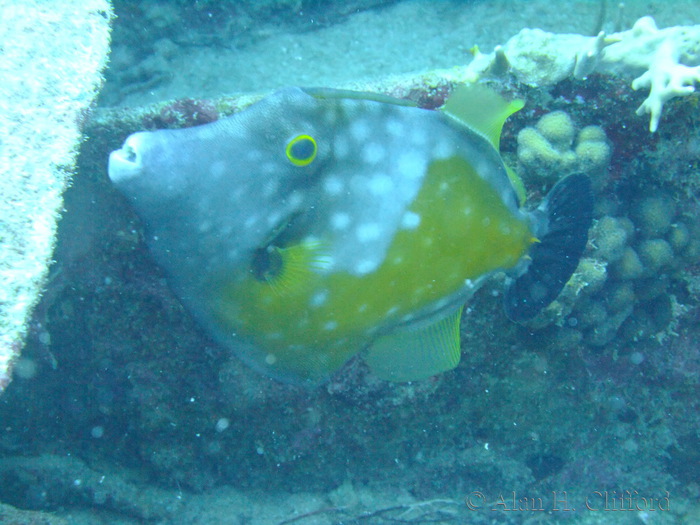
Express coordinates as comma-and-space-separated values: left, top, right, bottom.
108, 135, 144, 185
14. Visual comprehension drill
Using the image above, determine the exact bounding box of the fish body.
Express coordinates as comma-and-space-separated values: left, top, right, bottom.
108, 86, 592, 383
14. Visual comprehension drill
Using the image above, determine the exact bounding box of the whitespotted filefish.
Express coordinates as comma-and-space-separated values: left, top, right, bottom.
108, 85, 593, 383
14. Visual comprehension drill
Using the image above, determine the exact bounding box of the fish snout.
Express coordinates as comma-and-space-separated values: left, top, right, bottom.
108, 133, 146, 185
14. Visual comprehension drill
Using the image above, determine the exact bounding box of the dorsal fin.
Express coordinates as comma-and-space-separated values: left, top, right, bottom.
442, 84, 524, 150
302, 86, 417, 108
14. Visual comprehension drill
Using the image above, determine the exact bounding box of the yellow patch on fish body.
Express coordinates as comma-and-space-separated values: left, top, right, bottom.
213, 154, 532, 380
108, 85, 592, 384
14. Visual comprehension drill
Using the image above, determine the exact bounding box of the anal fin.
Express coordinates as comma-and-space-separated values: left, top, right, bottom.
364, 306, 463, 382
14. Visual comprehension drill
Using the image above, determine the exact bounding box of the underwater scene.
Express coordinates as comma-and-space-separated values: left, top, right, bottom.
2, 0, 700, 523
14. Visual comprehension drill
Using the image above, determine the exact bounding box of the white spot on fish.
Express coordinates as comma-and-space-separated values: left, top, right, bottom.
286, 191, 302, 208
267, 211, 282, 227
350, 119, 370, 141
482, 217, 491, 227
356, 259, 376, 275
198, 221, 212, 233
396, 152, 426, 180
358, 303, 368, 313
324, 321, 338, 331
409, 126, 429, 148
356, 223, 381, 242
265, 354, 277, 365
401, 211, 421, 230
362, 143, 386, 164
244, 215, 259, 228
310, 290, 329, 307
433, 139, 454, 159
324, 177, 344, 196
305, 251, 334, 274
261, 162, 277, 175
392, 256, 404, 265
331, 212, 351, 230
385, 118, 404, 137
463, 207, 472, 216
314, 254, 334, 272
368, 174, 393, 195
385, 306, 399, 317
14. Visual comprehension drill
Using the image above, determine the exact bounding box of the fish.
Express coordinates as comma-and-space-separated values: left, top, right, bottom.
108, 85, 593, 384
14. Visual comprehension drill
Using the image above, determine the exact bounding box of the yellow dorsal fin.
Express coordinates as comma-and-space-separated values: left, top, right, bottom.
364, 306, 463, 382
442, 84, 524, 151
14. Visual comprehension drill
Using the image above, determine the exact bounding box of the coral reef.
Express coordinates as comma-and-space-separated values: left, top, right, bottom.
616, 17, 700, 132
517, 110, 611, 186
527, 186, 699, 348
468, 16, 700, 132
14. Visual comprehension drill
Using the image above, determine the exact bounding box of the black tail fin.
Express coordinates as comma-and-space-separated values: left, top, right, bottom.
504, 173, 593, 323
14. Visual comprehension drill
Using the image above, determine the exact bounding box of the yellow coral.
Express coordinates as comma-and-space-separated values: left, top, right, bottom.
535, 110, 575, 149
518, 112, 609, 184
517, 127, 560, 164
577, 125, 607, 143
575, 140, 610, 173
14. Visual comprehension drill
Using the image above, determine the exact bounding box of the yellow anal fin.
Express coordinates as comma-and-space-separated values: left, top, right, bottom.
442, 84, 524, 151
364, 306, 463, 382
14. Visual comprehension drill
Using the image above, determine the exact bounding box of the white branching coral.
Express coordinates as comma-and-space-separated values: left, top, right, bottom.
631, 39, 700, 132
624, 19, 700, 132
574, 31, 620, 79
465, 16, 700, 132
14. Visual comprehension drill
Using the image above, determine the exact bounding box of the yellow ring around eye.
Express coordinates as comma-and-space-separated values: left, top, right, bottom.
286, 134, 317, 167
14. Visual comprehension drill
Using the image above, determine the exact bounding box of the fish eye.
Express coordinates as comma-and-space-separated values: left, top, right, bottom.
285, 134, 317, 167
